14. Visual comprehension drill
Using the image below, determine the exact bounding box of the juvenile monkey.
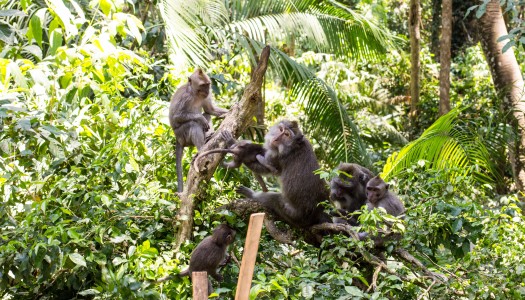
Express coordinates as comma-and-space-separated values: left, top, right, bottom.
359, 176, 405, 245
330, 163, 375, 224
237, 120, 331, 228
193, 131, 278, 191
178, 224, 236, 294
365, 175, 405, 217
169, 69, 229, 193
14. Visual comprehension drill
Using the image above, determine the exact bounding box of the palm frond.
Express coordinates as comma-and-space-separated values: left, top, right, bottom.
382, 108, 498, 185
159, 0, 399, 67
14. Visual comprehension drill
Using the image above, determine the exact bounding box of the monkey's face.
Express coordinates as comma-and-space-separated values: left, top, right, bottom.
189, 69, 211, 98
330, 177, 362, 204
268, 124, 294, 150
366, 186, 385, 204
196, 82, 210, 98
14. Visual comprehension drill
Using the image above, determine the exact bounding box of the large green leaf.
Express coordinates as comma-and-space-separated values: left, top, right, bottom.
382, 108, 498, 185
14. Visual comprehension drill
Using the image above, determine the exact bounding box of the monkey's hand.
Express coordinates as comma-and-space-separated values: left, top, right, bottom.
198, 116, 210, 131
256, 154, 279, 174
219, 255, 231, 267
236, 186, 255, 198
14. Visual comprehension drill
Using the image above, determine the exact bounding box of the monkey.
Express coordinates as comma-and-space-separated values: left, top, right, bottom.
169, 69, 229, 193
193, 131, 279, 192
357, 175, 405, 245
365, 175, 405, 217
178, 224, 236, 294
237, 120, 331, 228
329, 163, 375, 225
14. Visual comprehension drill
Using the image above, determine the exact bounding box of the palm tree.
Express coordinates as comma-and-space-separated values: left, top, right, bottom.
159, 0, 399, 167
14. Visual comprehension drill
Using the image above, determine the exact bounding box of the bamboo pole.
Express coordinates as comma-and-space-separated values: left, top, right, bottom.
235, 213, 265, 300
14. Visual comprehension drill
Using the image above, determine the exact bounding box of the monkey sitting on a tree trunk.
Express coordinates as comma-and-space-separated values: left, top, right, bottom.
358, 175, 405, 244
169, 69, 229, 193
178, 224, 236, 295
237, 120, 331, 228
365, 175, 405, 217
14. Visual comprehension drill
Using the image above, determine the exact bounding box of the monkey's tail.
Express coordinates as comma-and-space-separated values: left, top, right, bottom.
193, 149, 233, 172
176, 143, 184, 193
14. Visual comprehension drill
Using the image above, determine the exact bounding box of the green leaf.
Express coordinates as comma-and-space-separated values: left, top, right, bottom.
69, 253, 87, 268
476, 3, 487, 19
126, 15, 143, 44
47, 29, 63, 56
47, 0, 77, 38
344, 286, 365, 296
382, 108, 497, 186
452, 218, 463, 233
27, 8, 46, 47
502, 40, 516, 53
0, 24, 13, 44
22, 45, 42, 61
67, 228, 81, 240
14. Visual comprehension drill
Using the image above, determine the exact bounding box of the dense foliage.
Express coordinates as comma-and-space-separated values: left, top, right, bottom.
1, 0, 524, 299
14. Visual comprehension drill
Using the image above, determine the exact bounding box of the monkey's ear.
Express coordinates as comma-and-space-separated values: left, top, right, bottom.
385, 183, 389, 190
226, 234, 234, 243
188, 76, 192, 83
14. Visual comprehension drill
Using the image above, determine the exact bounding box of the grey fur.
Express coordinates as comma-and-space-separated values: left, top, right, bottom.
169, 69, 228, 192
237, 120, 331, 228
330, 163, 375, 225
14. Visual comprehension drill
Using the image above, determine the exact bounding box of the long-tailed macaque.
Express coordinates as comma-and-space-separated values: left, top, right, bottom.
169, 69, 228, 193
365, 175, 405, 217
179, 224, 236, 294
330, 163, 375, 224
358, 176, 405, 244
193, 131, 278, 191
237, 120, 331, 228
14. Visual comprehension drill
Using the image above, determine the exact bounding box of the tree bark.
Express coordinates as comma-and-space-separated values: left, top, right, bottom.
439, 0, 452, 115
173, 46, 271, 249
476, 0, 525, 191
409, 0, 421, 121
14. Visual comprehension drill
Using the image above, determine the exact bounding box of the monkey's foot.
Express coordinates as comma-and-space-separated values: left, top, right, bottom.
236, 186, 254, 198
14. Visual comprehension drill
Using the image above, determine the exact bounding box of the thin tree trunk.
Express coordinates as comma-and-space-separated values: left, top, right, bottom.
173, 47, 271, 249
477, 0, 525, 191
430, 0, 442, 58
439, 0, 452, 115
409, 0, 421, 120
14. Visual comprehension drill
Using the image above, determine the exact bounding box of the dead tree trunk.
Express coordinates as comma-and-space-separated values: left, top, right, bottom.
173, 46, 271, 249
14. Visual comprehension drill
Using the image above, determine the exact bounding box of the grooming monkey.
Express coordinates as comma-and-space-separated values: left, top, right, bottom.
330, 163, 375, 225
169, 69, 229, 193
193, 131, 278, 192
237, 120, 331, 228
